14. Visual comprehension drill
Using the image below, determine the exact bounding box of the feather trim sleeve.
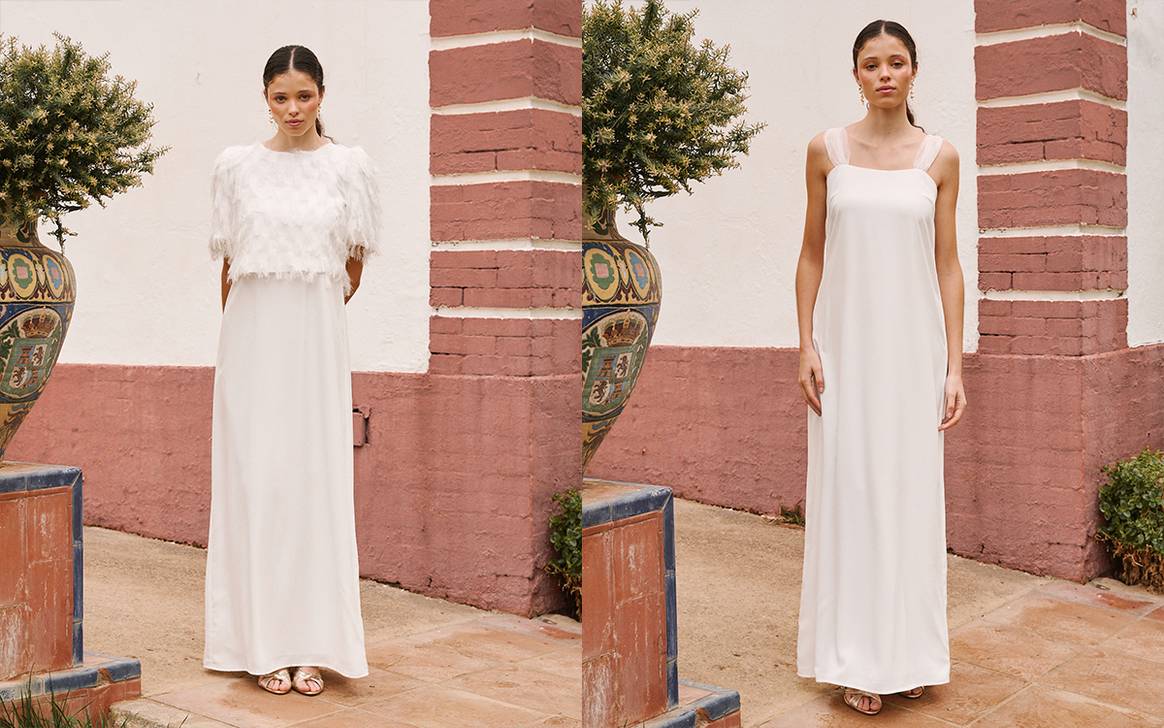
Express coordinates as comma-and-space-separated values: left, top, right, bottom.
208, 148, 236, 261
343, 146, 383, 260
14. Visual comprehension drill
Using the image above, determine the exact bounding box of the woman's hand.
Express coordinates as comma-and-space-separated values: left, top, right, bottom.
344, 257, 364, 304
221, 259, 232, 311
799, 346, 825, 416
938, 373, 967, 431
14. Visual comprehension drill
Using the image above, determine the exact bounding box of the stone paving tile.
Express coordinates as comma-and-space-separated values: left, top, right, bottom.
446, 662, 583, 720
1037, 579, 1163, 616
516, 648, 582, 681
149, 678, 346, 727
286, 709, 422, 727
1040, 647, 1164, 718
359, 684, 550, 728
969, 684, 1161, 728
301, 666, 425, 708
881, 661, 1026, 725
1099, 616, 1164, 665
755, 692, 958, 726
526, 717, 582, 727
980, 591, 1139, 647
112, 698, 235, 728
950, 617, 1081, 682
365, 639, 502, 683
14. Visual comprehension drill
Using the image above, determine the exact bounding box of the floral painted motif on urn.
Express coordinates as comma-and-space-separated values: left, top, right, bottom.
582, 231, 661, 469
0, 221, 76, 456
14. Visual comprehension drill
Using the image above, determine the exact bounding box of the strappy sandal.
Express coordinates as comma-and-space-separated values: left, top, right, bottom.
898, 686, 925, 699
843, 687, 882, 715
292, 666, 324, 696
257, 667, 292, 695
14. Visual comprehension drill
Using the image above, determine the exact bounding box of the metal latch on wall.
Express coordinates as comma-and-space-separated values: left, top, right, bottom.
352, 405, 371, 447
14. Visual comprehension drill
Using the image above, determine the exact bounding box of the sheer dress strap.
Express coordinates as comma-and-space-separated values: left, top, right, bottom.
824, 127, 849, 167
913, 135, 944, 172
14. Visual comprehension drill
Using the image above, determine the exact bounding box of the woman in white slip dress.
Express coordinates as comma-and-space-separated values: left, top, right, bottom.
203, 45, 381, 697
794, 21, 967, 716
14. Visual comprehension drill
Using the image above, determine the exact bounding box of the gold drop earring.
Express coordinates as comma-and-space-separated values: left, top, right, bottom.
909, 79, 917, 103
857, 84, 867, 108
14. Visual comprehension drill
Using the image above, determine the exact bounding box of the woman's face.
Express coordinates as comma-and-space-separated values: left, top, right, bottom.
853, 33, 916, 108
264, 69, 324, 137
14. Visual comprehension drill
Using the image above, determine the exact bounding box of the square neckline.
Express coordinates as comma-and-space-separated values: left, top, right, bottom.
827, 127, 940, 189
836, 126, 936, 172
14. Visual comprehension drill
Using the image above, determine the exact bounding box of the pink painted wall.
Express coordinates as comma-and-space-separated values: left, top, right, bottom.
8, 363, 578, 616
587, 344, 1164, 582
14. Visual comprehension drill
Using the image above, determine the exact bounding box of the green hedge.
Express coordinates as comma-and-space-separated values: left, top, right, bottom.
546, 488, 582, 618
1097, 446, 1164, 593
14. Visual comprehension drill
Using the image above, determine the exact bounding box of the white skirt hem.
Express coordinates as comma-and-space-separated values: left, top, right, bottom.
796, 670, 951, 695
203, 659, 370, 680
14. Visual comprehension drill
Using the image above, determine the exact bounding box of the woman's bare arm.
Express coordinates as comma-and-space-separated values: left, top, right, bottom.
932, 141, 967, 430
796, 132, 831, 415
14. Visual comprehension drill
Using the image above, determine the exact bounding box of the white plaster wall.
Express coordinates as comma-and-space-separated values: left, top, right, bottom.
1126, 0, 1164, 347
0, 0, 431, 371
602, 1, 980, 351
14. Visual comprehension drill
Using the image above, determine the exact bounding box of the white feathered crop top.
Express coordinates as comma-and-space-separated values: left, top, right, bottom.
209, 141, 382, 295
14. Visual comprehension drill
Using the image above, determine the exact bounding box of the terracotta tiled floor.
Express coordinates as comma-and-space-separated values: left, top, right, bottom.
120, 613, 581, 728
667, 497, 1164, 727
77, 526, 580, 728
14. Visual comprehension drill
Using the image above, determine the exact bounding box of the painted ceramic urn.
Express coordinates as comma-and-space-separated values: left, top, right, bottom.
582, 210, 662, 470
0, 219, 76, 458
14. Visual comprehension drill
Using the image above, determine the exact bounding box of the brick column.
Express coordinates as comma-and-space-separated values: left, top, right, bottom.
425, 0, 582, 612
429, 0, 582, 376
956, 0, 1164, 580
975, 6, 1128, 353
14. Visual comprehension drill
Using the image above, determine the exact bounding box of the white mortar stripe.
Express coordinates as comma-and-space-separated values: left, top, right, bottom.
430, 28, 582, 50
978, 224, 1126, 237
431, 169, 581, 185
977, 88, 1126, 110
431, 238, 582, 251
982, 289, 1126, 301
431, 306, 582, 319
432, 96, 582, 117
975, 21, 1127, 47
979, 159, 1126, 175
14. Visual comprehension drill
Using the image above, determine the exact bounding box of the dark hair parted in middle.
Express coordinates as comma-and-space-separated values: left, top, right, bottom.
852, 20, 925, 132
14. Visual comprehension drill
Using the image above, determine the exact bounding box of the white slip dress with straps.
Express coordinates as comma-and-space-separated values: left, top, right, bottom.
796, 126, 951, 694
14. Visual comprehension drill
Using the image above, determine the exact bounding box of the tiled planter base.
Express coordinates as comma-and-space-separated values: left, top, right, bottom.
583, 479, 741, 727
0, 463, 142, 721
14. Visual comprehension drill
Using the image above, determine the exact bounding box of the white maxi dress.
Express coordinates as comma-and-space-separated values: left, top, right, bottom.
203, 140, 382, 678
796, 126, 951, 694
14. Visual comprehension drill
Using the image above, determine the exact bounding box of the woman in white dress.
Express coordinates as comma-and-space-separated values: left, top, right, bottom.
794, 21, 967, 716
203, 45, 381, 697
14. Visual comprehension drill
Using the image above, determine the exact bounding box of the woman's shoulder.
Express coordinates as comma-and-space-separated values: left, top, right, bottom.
212, 143, 255, 173
929, 136, 958, 166
806, 128, 835, 160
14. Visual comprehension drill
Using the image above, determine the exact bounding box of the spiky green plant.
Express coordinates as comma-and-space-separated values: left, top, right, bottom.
0, 673, 135, 728
0, 31, 169, 251
583, 0, 766, 241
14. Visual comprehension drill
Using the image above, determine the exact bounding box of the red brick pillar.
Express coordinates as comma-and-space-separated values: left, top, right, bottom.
955, 0, 1164, 580
428, 0, 581, 374
975, 3, 1128, 354
426, 0, 582, 613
